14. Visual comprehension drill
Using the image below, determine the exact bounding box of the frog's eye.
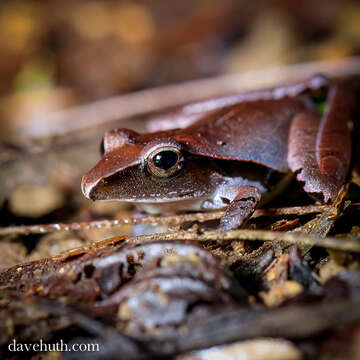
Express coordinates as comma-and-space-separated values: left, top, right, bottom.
147, 146, 184, 177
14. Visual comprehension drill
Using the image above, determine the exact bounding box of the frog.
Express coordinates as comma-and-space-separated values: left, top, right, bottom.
81, 75, 357, 230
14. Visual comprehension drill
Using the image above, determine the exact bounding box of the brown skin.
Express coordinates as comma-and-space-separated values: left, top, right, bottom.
81, 76, 356, 229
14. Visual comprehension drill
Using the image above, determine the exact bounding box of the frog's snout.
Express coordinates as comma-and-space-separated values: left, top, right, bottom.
81, 172, 96, 201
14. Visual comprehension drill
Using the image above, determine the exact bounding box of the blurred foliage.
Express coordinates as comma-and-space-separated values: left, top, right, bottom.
0, 0, 359, 103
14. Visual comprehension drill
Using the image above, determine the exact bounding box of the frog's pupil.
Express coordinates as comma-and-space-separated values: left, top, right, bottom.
100, 137, 105, 156
153, 151, 178, 170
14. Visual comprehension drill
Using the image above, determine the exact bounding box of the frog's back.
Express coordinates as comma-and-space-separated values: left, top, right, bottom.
174, 97, 312, 172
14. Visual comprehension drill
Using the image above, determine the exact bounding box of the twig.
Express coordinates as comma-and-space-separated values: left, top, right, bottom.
20, 57, 360, 138
127, 229, 360, 253
0, 205, 331, 236
17, 297, 360, 360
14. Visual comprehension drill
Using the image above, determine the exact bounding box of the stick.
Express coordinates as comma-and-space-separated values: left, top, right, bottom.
21, 57, 360, 138
0, 205, 330, 236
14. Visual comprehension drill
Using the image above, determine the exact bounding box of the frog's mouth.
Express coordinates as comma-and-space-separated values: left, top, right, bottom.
82, 176, 207, 203
81, 177, 99, 201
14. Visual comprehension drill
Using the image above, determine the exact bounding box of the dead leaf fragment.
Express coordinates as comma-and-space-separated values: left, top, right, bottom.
28, 232, 86, 261
319, 259, 346, 284
0, 239, 27, 271
179, 338, 302, 360
8, 184, 65, 218
260, 281, 304, 307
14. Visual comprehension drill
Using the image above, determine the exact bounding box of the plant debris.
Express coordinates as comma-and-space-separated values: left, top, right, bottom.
1, 2, 360, 356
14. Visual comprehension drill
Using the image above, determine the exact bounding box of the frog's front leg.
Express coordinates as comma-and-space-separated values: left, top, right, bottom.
217, 186, 262, 230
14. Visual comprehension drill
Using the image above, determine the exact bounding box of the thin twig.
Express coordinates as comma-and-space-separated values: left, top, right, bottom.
126, 229, 360, 253
0, 205, 331, 236
20, 57, 360, 138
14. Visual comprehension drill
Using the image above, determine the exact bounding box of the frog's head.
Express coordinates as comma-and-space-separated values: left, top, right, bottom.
81, 128, 220, 203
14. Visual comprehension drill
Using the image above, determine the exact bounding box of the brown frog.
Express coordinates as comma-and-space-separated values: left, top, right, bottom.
81, 76, 357, 229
